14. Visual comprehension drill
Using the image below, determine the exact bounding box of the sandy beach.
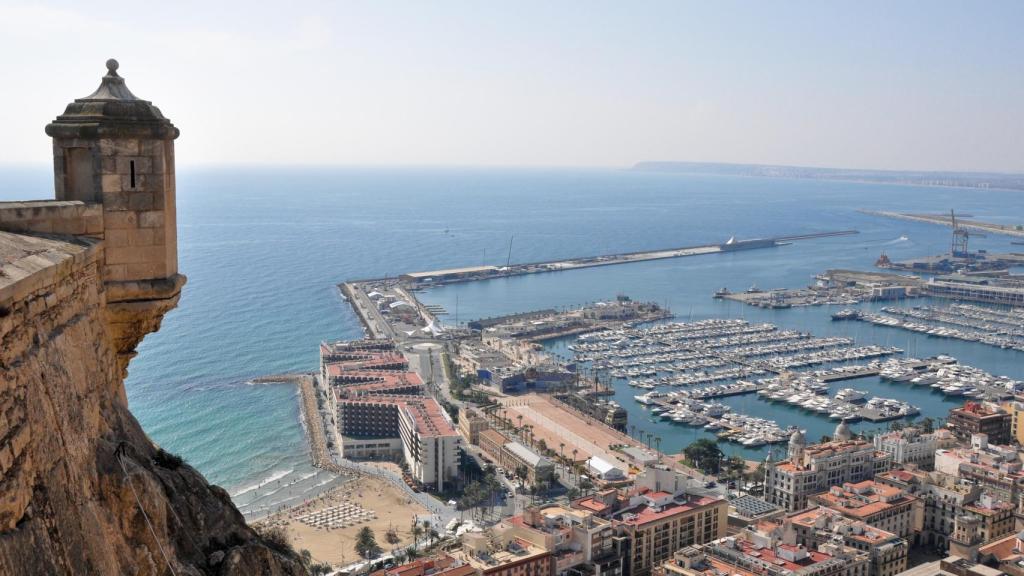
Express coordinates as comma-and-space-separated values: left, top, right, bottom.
254, 472, 429, 566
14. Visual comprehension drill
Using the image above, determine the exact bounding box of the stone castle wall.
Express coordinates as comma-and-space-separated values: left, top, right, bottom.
0, 201, 103, 238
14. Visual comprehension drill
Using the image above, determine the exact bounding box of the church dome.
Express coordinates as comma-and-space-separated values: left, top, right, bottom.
834, 420, 853, 442
789, 429, 806, 446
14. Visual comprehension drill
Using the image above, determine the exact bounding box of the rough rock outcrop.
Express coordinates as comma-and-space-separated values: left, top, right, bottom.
0, 231, 307, 575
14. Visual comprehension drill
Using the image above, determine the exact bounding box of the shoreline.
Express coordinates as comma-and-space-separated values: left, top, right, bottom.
233, 373, 350, 522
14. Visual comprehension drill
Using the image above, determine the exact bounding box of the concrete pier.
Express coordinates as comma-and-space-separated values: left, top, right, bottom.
386, 230, 859, 288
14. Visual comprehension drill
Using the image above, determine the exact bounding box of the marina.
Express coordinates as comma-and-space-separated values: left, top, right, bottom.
569, 319, 902, 388
834, 303, 1024, 352
624, 352, 1021, 448
878, 357, 1022, 400
558, 310, 1024, 452
568, 319, 918, 447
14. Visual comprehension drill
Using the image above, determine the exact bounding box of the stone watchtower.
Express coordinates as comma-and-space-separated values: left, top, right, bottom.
45, 59, 186, 373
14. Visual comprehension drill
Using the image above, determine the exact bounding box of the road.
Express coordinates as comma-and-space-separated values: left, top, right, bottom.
346, 283, 395, 339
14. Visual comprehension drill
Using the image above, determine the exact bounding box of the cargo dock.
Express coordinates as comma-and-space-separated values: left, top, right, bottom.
860, 210, 1024, 238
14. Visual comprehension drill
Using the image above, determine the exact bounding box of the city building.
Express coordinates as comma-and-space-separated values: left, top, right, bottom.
320, 339, 461, 491
587, 457, 627, 482
477, 429, 555, 488
872, 428, 946, 470
660, 522, 870, 576
370, 555, 477, 576
1001, 400, 1024, 446
455, 527, 556, 576
876, 467, 1016, 553
925, 276, 1024, 308
556, 391, 629, 433
767, 428, 891, 512
728, 494, 785, 527
788, 507, 908, 576
895, 556, 1006, 576
401, 265, 502, 285
934, 434, 1024, 502
809, 480, 918, 539
609, 468, 728, 576
459, 406, 491, 445
319, 339, 401, 381
947, 402, 1012, 446
335, 395, 460, 491
977, 530, 1024, 576
509, 505, 625, 576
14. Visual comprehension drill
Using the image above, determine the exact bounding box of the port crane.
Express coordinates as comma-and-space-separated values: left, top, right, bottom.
950, 209, 985, 258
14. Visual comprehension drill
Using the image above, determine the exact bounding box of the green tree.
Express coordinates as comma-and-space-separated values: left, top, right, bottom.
579, 476, 593, 494
515, 465, 529, 490
683, 439, 723, 475
356, 527, 382, 559
720, 455, 746, 482
918, 416, 935, 433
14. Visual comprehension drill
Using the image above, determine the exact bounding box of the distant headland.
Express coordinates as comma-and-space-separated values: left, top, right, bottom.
632, 161, 1024, 192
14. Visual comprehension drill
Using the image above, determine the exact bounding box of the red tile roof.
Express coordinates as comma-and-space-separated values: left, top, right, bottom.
618, 495, 723, 526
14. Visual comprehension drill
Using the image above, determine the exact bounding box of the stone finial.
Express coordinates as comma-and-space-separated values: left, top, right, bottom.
46, 59, 178, 140
79, 58, 140, 102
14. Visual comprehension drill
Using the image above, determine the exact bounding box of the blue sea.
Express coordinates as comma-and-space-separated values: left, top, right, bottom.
3, 165, 1024, 510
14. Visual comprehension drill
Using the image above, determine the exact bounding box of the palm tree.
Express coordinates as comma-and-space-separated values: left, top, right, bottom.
571, 448, 579, 483
356, 527, 381, 559
655, 436, 662, 457
411, 523, 423, 547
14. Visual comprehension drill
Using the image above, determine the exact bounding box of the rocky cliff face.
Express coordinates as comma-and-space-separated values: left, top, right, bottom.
0, 230, 307, 575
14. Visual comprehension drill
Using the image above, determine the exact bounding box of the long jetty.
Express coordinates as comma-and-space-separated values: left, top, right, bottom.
342, 229, 859, 289
860, 210, 1024, 239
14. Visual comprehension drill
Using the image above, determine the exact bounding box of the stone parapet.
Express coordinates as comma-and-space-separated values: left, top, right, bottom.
0, 200, 103, 238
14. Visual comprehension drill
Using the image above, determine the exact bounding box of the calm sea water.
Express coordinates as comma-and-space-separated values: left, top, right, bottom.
3, 165, 1024, 501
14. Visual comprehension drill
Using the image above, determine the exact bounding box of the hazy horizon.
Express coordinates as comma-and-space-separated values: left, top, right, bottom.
3, 1, 1022, 172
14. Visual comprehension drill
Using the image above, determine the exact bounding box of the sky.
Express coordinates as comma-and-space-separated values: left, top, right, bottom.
1, 1, 1022, 172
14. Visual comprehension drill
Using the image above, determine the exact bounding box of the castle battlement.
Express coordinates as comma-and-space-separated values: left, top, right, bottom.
1, 59, 185, 376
